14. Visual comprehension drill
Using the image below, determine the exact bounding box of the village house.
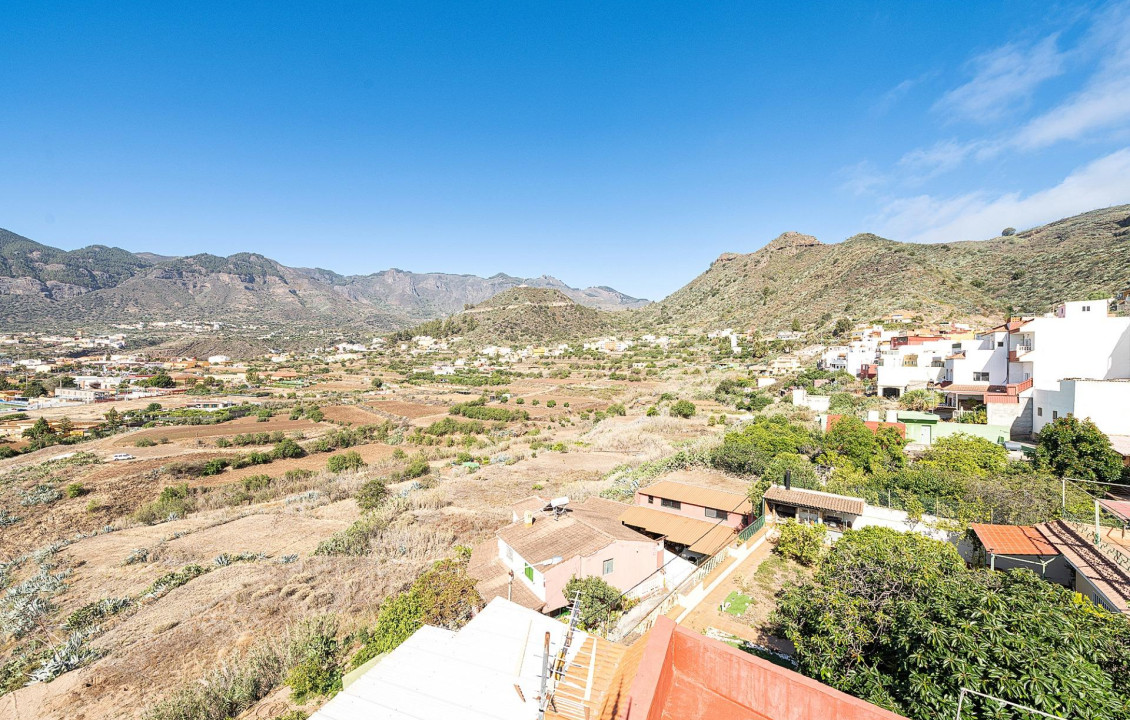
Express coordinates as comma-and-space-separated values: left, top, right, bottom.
468, 496, 664, 613
619, 471, 753, 561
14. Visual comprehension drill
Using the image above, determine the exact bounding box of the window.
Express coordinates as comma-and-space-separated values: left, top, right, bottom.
647, 495, 653, 504
660, 498, 681, 510
973, 372, 990, 382
705, 507, 728, 520
602, 558, 614, 575
1083, 305, 1091, 312
997, 340, 1004, 348
524, 564, 533, 581
1052, 410, 1059, 420
1037, 407, 1043, 417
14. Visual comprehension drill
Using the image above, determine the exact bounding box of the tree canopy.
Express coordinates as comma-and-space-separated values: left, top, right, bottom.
773, 527, 1130, 719
1037, 416, 1125, 484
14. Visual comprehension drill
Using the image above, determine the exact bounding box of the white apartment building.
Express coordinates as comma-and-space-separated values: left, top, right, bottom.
937, 300, 1130, 440
1015, 300, 1130, 436
875, 337, 954, 398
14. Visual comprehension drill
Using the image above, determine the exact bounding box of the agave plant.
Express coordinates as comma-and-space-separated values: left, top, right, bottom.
0, 508, 21, 527
27, 630, 104, 683
123, 548, 150, 566
213, 553, 234, 567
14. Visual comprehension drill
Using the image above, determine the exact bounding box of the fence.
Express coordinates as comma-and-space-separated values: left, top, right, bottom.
607, 519, 767, 642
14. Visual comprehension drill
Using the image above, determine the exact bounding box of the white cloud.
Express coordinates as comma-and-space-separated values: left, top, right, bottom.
871, 147, 1130, 243
934, 34, 1065, 123
1012, 6, 1130, 149
896, 139, 986, 180
839, 160, 887, 196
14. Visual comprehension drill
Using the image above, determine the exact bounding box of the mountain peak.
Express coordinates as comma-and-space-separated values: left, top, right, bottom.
763, 231, 822, 252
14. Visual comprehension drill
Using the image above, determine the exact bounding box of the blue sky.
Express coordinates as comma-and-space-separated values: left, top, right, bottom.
3, 2, 1130, 300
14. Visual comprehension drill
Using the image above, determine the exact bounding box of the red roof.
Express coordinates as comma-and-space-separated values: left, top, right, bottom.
969, 523, 1057, 556
1099, 499, 1130, 522
602, 617, 908, 720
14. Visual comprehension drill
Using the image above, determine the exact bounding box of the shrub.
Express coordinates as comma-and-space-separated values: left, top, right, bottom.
607, 403, 627, 416
564, 575, 623, 630
134, 483, 193, 524
546, 400, 556, 408
272, 438, 306, 459
327, 451, 366, 473
670, 400, 696, 418
65, 483, 88, 498
135, 437, 157, 448
355, 478, 388, 511
142, 642, 284, 720
774, 521, 826, 566
285, 616, 342, 703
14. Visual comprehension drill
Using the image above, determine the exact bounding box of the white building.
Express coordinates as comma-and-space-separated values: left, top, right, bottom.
875, 337, 954, 397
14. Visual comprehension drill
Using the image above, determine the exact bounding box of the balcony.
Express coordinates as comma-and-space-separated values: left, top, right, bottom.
1008, 343, 1033, 362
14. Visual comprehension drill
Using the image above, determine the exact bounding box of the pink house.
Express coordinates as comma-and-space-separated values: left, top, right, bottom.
468, 496, 664, 613
620, 477, 753, 560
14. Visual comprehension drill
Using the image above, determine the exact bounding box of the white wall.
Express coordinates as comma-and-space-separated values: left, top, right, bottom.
1033, 379, 1130, 436
1012, 315, 1130, 390
853, 505, 958, 542
497, 538, 545, 600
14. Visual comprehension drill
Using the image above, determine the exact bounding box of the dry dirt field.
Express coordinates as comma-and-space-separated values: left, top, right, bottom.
0, 358, 740, 719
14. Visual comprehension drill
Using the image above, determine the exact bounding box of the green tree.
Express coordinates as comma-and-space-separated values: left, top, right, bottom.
103, 407, 122, 429
773, 520, 826, 566
1036, 415, 1124, 483
670, 400, 696, 418
355, 478, 388, 511
272, 438, 306, 459
773, 527, 1130, 719
918, 433, 1008, 477
145, 372, 176, 388
822, 415, 878, 470
898, 389, 941, 411
833, 318, 853, 337
564, 575, 623, 631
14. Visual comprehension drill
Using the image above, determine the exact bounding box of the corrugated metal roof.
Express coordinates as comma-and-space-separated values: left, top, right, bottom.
969, 523, 1057, 556
618, 506, 736, 555
763, 486, 864, 515
638, 480, 752, 514
311, 598, 589, 720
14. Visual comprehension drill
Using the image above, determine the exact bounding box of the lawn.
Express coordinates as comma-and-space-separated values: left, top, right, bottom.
721, 591, 752, 616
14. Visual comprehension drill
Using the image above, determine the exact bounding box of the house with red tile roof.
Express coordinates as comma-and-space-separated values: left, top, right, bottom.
468, 496, 664, 613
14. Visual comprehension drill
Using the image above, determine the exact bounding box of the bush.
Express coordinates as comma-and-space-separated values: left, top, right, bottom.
327, 451, 366, 473
65, 483, 88, 498
143, 642, 284, 720
285, 616, 341, 703
135, 437, 157, 448
670, 400, 696, 418
134, 483, 194, 524
564, 575, 623, 630
774, 520, 826, 566
355, 478, 388, 511
351, 557, 481, 668
272, 438, 306, 459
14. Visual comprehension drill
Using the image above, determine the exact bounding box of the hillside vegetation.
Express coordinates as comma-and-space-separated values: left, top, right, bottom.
645, 204, 1130, 332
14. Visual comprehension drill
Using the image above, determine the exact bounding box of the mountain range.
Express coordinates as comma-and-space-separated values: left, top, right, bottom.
2, 203, 1128, 338
0, 229, 648, 331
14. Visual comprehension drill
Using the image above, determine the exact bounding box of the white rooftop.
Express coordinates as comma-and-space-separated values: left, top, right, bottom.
311, 597, 586, 720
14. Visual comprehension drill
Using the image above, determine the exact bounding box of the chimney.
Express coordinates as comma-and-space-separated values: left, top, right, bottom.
523, 510, 534, 526
784, 469, 792, 491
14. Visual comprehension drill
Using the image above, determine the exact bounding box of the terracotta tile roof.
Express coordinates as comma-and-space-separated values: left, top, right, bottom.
1100, 498, 1130, 521
545, 634, 628, 720
1036, 521, 1130, 612
937, 382, 990, 393
496, 497, 648, 566
638, 480, 752, 514
969, 523, 1057, 556
763, 485, 865, 516
618, 506, 737, 555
